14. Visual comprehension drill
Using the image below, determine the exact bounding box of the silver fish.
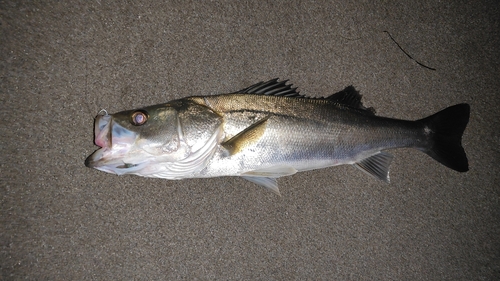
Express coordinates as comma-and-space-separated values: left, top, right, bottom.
85, 79, 469, 194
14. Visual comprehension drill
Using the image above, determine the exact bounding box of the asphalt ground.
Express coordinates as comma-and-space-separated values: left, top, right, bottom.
1, 1, 499, 280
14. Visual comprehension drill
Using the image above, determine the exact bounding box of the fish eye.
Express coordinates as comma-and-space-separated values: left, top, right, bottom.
131, 110, 148, 126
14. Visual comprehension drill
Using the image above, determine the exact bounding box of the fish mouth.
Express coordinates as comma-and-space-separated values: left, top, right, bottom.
94, 110, 112, 149
85, 112, 145, 175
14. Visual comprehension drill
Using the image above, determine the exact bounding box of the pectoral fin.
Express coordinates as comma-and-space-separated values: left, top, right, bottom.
222, 117, 269, 156
353, 151, 394, 182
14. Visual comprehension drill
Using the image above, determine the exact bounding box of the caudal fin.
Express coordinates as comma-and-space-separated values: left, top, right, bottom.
418, 103, 470, 172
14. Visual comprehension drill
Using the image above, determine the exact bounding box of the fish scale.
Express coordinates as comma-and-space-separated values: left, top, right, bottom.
85, 79, 469, 195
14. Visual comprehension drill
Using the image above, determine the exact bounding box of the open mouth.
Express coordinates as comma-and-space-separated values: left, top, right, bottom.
85, 111, 112, 168
85, 111, 146, 175
94, 110, 112, 148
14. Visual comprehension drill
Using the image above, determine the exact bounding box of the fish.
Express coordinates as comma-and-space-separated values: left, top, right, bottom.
85, 79, 470, 195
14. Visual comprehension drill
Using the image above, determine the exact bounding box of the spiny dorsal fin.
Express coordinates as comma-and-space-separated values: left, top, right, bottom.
235, 78, 302, 97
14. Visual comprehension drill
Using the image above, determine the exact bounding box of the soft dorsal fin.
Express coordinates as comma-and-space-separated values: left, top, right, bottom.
327, 86, 376, 115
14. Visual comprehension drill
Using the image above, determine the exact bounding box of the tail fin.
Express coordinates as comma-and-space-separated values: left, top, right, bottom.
418, 103, 470, 172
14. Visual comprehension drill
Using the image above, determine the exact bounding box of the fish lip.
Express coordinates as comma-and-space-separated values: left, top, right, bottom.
86, 113, 144, 173
84, 147, 107, 168
84, 153, 93, 167
94, 113, 112, 148
84, 147, 149, 175
86, 113, 111, 168
84, 146, 127, 168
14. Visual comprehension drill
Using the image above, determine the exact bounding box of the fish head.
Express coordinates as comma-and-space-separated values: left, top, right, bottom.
85, 104, 191, 176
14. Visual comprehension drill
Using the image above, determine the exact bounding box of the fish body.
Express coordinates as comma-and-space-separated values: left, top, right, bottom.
85, 79, 469, 194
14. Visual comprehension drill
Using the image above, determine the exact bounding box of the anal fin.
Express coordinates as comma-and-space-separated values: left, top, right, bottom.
353, 151, 394, 182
